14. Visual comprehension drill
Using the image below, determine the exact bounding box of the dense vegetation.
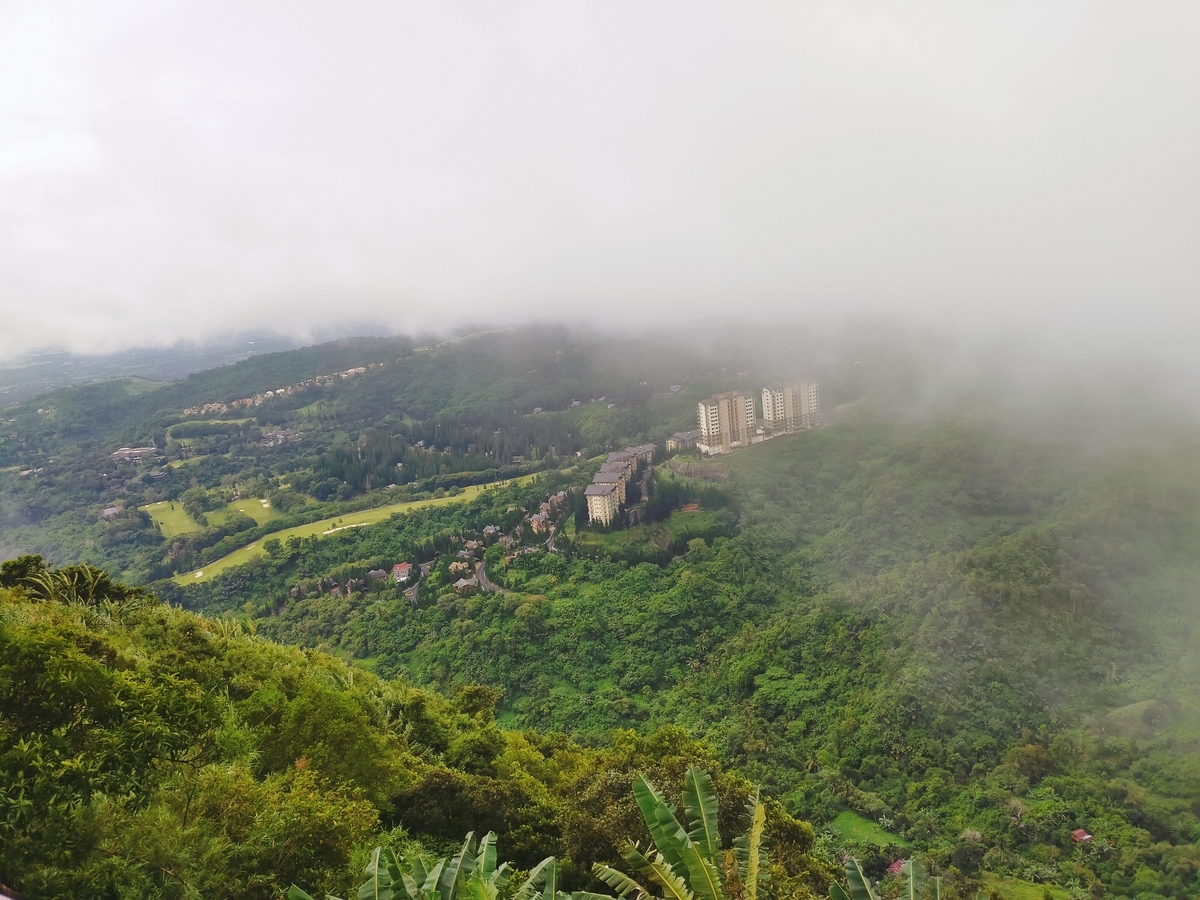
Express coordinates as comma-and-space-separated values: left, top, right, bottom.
0, 329, 713, 582
0, 560, 830, 899
4, 327, 1200, 899
173, 416, 1200, 899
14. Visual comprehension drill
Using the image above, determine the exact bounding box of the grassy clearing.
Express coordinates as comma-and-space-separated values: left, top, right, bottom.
983, 874, 1069, 900
572, 509, 721, 559
828, 810, 909, 846
141, 501, 203, 538
168, 456, 209, 469
177, 476, 537, 584
167, 418, 253, 434
209, 498, 286, 527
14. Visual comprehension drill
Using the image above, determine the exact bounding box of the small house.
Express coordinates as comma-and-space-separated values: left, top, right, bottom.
391, 562, 412, 583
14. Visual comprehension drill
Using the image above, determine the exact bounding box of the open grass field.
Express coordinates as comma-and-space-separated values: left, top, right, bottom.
143, 497, 287, 536
176, 476, 537, 584
828, 810, 909, 847
209, 498, 286, 527
168, 455, 210, 469
141, 501, 203, 538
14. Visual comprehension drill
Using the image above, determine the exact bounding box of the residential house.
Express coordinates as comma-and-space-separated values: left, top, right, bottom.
530, 513, 550, 533
391, 562, 413, 583
453, 576, 479, 592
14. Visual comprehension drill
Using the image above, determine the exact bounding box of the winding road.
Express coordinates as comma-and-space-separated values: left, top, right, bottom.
475, 560, 509, 594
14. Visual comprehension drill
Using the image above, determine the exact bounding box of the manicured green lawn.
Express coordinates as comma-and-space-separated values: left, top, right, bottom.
176, 476, 536, 584
141, 501, 203, 538
209, 498, 286, 527
828, 810, 909, 846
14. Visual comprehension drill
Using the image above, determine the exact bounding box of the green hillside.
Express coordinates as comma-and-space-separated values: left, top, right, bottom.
174, 415, 1200, 898
0, 561, 829, 898
4, 329, 1200, 899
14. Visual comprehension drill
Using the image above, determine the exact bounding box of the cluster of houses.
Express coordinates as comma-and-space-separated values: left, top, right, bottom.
182, 363, 384, 416
529, 490, 568, 534
585, 444, 655, 526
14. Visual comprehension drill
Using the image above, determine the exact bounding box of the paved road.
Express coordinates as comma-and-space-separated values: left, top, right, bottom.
475, 560, 510, 594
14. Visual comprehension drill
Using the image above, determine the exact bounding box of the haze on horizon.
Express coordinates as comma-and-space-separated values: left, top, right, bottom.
1, 2, 1197, 361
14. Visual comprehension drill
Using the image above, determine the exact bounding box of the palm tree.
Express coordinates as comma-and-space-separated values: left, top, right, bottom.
829, 858, 929, 900
289, 831, 585, 900
592, 767, 768, 900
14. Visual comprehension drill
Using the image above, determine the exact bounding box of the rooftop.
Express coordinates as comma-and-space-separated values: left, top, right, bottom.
585, 483, 617, 496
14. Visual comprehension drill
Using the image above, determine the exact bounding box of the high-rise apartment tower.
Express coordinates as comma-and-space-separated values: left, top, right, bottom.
761, 383, 820, 433
697, 390, 757, 454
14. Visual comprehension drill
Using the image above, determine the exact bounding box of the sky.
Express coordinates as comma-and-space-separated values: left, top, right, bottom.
1, 2, 1197, 360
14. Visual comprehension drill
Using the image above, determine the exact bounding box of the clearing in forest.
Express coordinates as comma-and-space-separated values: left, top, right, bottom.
176, 476, 537, 584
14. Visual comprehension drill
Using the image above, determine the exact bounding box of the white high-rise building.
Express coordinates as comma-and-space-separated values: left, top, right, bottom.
697, 390, 757, 454
761, 383, 820, 433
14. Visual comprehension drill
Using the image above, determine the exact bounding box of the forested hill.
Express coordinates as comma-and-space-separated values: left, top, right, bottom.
3, 328, 1200, 899
174, 414, 1200, 899
0, 570, 831, 898
0, 327, 729, 578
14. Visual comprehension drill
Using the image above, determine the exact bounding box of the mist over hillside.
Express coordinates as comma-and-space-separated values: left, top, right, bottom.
4, 321, 1199, 899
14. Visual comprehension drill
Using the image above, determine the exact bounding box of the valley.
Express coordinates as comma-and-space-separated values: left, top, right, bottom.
2, 328, 1199, 899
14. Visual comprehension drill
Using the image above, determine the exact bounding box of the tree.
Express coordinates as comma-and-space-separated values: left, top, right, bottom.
288, 830, 583, 900
829, 858, 928, 900
592, 767, 768, 900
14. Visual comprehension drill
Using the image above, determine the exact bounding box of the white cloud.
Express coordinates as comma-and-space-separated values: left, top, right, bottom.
1, 1, 1198, 358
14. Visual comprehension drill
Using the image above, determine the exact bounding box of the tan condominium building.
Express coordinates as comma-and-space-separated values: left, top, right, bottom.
697, 390, 757, 454
585, 482, 620, 526
761, 382, 820, 433
590, 470, 627, 504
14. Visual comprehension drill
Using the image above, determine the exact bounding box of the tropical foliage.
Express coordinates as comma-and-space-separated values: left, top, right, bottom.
0, 570, 829, 899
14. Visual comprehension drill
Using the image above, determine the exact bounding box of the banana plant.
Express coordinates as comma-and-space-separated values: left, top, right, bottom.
289, 831, 556, 900
593, 766, 769, 900
829, 858, 926, 900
